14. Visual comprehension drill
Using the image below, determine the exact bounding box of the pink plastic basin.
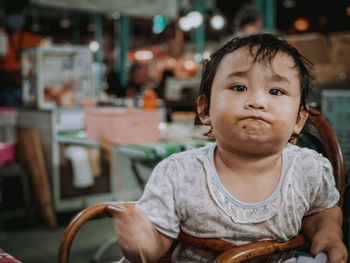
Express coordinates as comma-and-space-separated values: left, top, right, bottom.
85, 107, 161, 145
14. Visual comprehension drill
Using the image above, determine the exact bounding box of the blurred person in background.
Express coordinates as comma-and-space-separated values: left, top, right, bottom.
155, 67, 174, 100
220, 3, 263, 46
126, 63, 148, 97
233, 3, 263, 36
0, 1, 42, 107
105, 59, 125, 98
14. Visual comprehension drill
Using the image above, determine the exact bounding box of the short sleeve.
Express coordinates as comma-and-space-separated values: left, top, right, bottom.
136, 157, 180, 239
305, 156, 340, 216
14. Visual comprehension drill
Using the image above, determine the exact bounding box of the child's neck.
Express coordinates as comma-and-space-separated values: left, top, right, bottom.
215, 145, 282, 175
214, 145, 283, 203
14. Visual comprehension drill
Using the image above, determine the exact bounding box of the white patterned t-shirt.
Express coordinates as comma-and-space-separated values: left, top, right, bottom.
136, 143, 339, 262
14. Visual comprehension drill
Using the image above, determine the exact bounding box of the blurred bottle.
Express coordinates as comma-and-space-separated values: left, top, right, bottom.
142, 84, 158, 110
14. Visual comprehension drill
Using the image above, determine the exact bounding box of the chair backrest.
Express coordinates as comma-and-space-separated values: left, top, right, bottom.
296, 107, 345, 206
57, 107, 346, 263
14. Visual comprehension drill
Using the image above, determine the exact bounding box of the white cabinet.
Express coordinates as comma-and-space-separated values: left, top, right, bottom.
22, 45, 95, 110
18, 108, 123, 212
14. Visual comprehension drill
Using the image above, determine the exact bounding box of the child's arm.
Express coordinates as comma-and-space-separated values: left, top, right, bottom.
301, 205, 348, 263
111, 205, 173, 263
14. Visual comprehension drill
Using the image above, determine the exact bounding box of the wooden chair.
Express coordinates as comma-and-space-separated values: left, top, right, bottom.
57, 107, 345, 263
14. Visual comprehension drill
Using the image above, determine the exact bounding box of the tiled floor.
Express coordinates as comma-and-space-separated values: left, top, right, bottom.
1, 215, 123, 263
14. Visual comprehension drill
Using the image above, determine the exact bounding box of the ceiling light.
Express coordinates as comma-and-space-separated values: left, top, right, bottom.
60, 18, 71, 28
184, 59, 196, 70
210, 14, 225, 30
89, 41, 99, 52
153, 14, 166, 34
203, 51, 211, 60
112, 11, 120, 20
179, 11, 203, 32
179, 16, 192, 31
294, 17, 310, 32
187, 11, 203, 29
194, 53, 202, 62
282, 0, 296, 8
134, 50, 154, 61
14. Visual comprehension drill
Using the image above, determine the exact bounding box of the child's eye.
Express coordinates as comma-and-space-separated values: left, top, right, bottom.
269, 89, 284, 96
232, 85, 247, 92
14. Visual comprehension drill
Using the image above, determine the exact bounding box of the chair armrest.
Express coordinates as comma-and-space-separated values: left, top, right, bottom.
178, 232, 236, 253
57, 202, 135, 263
214, 234, 307, 263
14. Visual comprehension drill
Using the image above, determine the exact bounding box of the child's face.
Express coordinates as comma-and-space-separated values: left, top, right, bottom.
198, 47, 308, 154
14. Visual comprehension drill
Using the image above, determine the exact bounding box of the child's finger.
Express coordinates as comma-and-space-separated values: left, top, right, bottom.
110, 205, 147, 231
137, 242, 147, 263
325, 244, 348, 263
108, 205, 139, 223
107, 204, 130, 216
310, 243, 324, 257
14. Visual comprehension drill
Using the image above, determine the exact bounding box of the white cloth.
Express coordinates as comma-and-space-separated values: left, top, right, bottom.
64, 145, 95, 188
136, 143, 339, 262
283, 252, 327, 263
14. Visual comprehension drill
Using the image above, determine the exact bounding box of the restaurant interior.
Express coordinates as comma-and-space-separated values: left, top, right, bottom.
0, 0, 350, 262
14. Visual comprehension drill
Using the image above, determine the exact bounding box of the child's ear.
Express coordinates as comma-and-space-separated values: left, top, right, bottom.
197, 95, 211, 125
293, 106, 309, 135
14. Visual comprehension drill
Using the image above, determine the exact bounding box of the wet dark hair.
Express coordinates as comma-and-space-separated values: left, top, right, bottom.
198, 33, 313, 117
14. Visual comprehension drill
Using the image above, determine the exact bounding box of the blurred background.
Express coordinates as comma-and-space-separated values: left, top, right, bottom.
1, 0, 350, 108
0, 0, 350, 262
1, 0, 349, 102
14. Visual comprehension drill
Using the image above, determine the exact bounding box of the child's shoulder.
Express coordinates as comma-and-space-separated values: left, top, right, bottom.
150, 143, 215, 181
155, 142, 215, 167
285, 143, 326, 161
284, 143, 333, 177
167, 142, 214, 160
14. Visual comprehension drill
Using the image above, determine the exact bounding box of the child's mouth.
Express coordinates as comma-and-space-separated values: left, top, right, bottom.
241, 115, 270, 124
240, 118, 270, 131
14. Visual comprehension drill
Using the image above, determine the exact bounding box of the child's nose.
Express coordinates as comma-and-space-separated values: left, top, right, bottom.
244, 93, 267, 110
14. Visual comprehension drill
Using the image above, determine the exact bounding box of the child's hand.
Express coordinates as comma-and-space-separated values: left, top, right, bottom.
109, 205, 172, 262
309, 228, 347, 263
302, 206, 348, 263
111, 205, 152, 256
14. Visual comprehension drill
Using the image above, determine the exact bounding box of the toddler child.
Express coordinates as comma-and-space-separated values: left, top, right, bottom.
113, 33, 347, 263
